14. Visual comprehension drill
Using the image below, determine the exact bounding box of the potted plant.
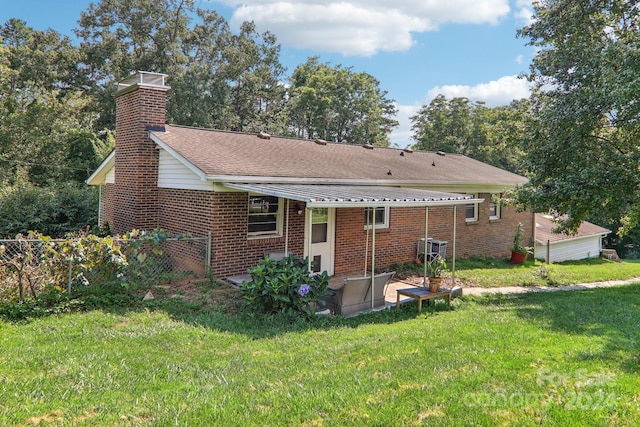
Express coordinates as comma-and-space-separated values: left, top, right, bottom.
426, 255, 446, 292
510, 222, 531, 264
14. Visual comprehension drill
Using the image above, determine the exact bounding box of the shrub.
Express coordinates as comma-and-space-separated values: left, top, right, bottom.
239, 255, 330, 317
0, 182, 98, 238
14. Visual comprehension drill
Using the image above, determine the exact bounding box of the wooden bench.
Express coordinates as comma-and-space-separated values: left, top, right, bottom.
396, 287, 451, 312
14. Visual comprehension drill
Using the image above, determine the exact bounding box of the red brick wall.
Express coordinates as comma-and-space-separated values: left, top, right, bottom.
150, 188, 533, 278
333, 194, 533, 275
112, 85, 167, 234
156, 189, 307, 278
103, 184, 115, 230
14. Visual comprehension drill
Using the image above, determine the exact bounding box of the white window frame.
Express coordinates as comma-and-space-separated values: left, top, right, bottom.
465, 195, 478, 223
247, 194, 283, 238
489, 193, 501, 220
364, 206, 390, 230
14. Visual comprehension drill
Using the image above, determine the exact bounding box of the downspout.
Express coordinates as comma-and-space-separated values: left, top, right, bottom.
307, 207, 313, 273
364, 208, 371, 276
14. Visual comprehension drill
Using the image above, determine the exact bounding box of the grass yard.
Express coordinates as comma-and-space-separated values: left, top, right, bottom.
452, 257, 640, 288
1, 281, 639, 426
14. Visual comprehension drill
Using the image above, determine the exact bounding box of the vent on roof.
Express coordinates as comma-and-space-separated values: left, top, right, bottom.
257, 132, 271, 140
362, 144, 374, 150
403, 148, 413, 153
436, 151, 446, 156
314, 139, 327, 145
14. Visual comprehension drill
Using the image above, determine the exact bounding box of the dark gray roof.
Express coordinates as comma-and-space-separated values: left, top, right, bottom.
151, 125, 527, 187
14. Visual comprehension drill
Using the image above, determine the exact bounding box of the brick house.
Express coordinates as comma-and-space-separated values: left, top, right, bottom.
87, 71, 533, 280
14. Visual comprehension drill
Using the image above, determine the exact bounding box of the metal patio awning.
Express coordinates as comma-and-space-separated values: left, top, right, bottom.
222, 183, 484, 207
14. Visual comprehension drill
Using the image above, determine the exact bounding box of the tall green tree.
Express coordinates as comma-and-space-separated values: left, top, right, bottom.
0, 19, 104, 186
515, 0, 640, 234
410, 95, 528, 174
75, 0, 287, 134
287, 57, 398, 146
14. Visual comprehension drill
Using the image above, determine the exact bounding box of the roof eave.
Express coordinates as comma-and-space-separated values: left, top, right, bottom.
86, 151, 115, 186
206, 174, 523, 189
150, 132, 207, 181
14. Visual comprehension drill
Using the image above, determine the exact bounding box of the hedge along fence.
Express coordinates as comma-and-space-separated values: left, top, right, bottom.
0, 230, 210, 302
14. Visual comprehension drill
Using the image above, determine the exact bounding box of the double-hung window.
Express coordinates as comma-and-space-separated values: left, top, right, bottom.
465, 195, 478, 223
247, 195, 282, 237
364, 206, 389, 229
489, 193, 501, 220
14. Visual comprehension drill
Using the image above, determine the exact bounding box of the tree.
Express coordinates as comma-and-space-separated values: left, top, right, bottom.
75, 0, 288, 134
0, 19, 105, 186
287, 57, 398, 146
515, 0, 640, 234
410, 95, 528, 174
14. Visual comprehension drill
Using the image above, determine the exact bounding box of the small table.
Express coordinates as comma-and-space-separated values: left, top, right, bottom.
396, 287, 451, 312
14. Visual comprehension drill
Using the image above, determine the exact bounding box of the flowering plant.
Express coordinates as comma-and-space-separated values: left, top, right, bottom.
239, 255, 330, 317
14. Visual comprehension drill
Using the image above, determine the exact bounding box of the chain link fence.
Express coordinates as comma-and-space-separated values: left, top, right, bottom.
0, 234, 211, 302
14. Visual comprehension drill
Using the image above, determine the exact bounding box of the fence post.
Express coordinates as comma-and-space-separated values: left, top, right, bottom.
68, 259, 73, 293
206, 231, 212, 279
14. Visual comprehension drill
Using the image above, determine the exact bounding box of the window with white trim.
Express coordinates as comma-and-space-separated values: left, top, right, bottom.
364, 206, 389, 229
247, 194, 282, 237
489, 194, 501, 220
465, 195, 478, 223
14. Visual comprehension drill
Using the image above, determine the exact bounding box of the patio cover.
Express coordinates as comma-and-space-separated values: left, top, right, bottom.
223, 183, 484, 310
222, 183, 482, 207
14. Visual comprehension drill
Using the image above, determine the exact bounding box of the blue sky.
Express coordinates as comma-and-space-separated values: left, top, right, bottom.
1, 0, 536, 147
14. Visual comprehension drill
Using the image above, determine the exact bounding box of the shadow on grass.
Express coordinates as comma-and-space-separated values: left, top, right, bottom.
148, 297, 454, 339
0, 280, 454, 339
467, 283, 640, 374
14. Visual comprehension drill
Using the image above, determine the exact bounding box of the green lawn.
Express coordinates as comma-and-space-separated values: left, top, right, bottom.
452, 257, 640, 288
1, 283, 639, 426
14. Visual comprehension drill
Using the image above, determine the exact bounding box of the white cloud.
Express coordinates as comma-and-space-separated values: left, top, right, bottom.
211, 0, 511, 56
425, 75, 531, 107
514, 0, 535, 25
515, 54, 524, 64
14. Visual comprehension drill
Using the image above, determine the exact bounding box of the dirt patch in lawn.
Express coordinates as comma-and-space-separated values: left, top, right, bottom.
144, 278, 245, 314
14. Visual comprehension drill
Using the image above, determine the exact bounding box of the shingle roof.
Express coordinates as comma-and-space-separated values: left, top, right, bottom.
151, 125, 528, 186
535, 214, 610, 244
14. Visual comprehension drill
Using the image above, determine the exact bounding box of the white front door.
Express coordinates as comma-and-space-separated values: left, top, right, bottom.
305, 207, 335, 275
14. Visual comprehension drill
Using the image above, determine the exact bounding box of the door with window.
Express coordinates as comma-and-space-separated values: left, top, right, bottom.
305, 208, 335, 275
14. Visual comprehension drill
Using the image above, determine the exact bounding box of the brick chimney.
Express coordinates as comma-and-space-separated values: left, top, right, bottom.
113, 71, 169, 233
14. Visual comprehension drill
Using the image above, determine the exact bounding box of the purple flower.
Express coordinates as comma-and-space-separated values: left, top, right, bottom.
298, 284, 310, 297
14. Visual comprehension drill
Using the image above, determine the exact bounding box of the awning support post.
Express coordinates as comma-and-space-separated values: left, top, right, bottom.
423, 207, 429, 286
371, 208, 376, 309
452, 205, 457, 283
285, 199, 290, 256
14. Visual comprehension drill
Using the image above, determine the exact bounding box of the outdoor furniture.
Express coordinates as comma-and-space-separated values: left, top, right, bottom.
396, 287, 451, 312
325, 271, 395, 315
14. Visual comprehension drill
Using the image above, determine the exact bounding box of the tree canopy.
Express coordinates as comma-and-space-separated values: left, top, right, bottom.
410, 95, 529, 174
288, 57, 398, 146
515, 0, 640, 235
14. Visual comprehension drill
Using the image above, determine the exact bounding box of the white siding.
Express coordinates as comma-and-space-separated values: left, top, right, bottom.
535, 236, 603, 263
105, 166, 115, 184
157, 149, 212, 191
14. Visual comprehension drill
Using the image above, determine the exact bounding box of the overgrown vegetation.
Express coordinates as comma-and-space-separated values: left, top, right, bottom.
0, 182, 98, 238
0, 229, 201, 307
239, 255, 330, 317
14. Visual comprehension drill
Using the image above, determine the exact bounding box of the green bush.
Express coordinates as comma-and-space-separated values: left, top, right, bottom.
239, 255, 330, 317
0, 182, 98, 238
